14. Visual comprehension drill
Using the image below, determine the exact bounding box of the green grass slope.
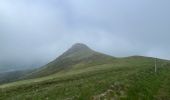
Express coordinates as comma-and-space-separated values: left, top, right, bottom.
0, 55, 169, 100
0, 43, 170, 100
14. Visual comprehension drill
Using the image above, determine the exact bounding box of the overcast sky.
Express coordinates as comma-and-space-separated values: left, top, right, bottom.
0, 0, 170, 69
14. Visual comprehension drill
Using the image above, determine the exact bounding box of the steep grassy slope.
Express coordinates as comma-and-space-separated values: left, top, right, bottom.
0, 56, 169, 100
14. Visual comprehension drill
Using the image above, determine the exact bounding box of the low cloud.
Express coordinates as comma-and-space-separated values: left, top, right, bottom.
0, 0, 170, 70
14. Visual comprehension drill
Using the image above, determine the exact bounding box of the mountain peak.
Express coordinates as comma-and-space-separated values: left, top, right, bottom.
58, 43, 94, 60
70, 43, 90, 50
25, 43, 115, 78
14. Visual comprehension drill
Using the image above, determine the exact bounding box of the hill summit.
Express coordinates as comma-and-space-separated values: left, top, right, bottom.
65, 43, 91, 54
69, 43, 91, 51
58, 43, 94, 60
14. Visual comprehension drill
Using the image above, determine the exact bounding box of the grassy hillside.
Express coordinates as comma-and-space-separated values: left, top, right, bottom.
0, 44, 170, 99
0, 56, 169, 100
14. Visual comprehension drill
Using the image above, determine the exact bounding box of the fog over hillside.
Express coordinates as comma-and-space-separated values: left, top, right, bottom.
0, 0, 170, 71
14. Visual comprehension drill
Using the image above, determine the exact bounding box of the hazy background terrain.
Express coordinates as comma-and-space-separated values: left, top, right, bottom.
0, 0, 170, 72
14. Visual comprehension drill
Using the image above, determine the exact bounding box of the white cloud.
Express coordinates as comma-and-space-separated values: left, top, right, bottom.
0, 0, 170, 71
